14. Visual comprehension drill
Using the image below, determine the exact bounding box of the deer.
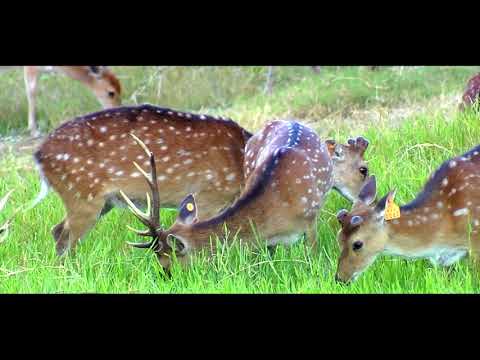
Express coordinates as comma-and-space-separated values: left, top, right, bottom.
335, 144, 480, 283
32, 104, 252, 256
0, 66, 122, 136
460, 73, 480, 111
122, 120, 371, 271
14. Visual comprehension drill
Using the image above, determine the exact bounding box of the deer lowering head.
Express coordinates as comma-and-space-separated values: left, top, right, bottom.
335, 145, 480, 283
20, 66, 122, 136
125, 120, 340, 270
84, 66, 122, 108
33, 104, 252, 256
324, 136, 370, 201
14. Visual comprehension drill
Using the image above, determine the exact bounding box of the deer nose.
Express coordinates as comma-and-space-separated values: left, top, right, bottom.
335, 273, 349, 285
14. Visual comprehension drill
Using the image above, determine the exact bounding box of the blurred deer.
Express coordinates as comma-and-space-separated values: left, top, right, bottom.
460, 73, 480, 111
0, 66, 122, 136
335, 144, 480, 283
123, 120, 371, 271
32, 104, 251, 255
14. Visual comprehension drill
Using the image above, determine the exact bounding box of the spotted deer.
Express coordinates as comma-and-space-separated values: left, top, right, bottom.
335, 144, 480, 283
32, 104, 252, 255
0, 66, 122, 136
123, 120, 371, 271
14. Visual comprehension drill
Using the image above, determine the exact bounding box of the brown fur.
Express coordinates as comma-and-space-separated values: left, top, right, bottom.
130, 120, 371, 270
336, 145, 480, 282
34, 104, 252, 255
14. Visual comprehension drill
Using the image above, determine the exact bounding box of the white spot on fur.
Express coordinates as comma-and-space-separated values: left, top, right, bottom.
453, 208, 469, 216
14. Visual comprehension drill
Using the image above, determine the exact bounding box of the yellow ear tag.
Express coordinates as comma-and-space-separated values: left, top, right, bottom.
186, 203, 194, 212
384, 196, 401, 221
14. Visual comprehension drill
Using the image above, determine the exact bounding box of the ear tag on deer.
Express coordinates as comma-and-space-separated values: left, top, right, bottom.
384, 196, 401, 221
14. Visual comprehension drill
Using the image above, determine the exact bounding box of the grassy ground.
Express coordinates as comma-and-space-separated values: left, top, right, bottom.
0, 66, 480, 293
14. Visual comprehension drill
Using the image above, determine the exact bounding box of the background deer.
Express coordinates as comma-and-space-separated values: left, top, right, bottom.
32, 104, 252, 255
460, 73, 480, 111
124, 120, 371, 271
335, 144, 480, 283
0, 66, 122, 136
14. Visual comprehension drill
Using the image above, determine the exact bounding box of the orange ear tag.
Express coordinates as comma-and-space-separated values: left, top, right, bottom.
384, 197, 401, 221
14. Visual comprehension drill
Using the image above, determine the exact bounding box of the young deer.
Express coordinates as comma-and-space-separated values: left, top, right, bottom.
1, 66, 122, 136
32, 104, 252, 256
335, 144, 480, 283
123, 120, 371, 271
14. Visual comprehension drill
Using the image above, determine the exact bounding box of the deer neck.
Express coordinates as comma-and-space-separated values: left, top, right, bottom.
382, 201, 455, 259
188, 206, 257, 250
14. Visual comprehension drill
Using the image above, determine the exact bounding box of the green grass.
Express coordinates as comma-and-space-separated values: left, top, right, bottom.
1, 66, 480, 293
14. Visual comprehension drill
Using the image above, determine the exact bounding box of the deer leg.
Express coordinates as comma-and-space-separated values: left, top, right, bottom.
54, 200, 105, 256
24, 66, 41, 137
304, 219, 318, 253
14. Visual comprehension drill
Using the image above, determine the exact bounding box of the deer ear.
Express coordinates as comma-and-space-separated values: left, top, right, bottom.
177, 194, 198, 225
358, 175, 377, 205
326, 140, 344, 160
326, 139, 336, 156
88, 66, 106, 78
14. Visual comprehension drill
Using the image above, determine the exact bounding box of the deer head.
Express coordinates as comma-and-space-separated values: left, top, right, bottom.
335, 175, 396, 283
120, 135, 200, 271
88, 66, 122, 108
326, 136, 370, 202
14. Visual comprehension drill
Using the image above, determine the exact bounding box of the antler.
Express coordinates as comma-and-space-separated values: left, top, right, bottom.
347, 136, 369, 156
119, 133, 163, 250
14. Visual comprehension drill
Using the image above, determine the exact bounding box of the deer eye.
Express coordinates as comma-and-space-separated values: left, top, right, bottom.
108, 91, 115, 98
359, 166, 368, 177
352, 241, 364, 251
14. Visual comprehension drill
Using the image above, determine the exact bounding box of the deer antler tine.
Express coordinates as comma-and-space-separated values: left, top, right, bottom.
126, 225, 153, 237
126, 240, 157, 249
130, 133, 152, 158
133, 161, 151, 182
119, 190, 153, 228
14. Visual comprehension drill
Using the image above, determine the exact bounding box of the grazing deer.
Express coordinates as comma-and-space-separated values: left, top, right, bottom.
335, 144, 480, 283
460, 73, 480, 111
32, 104, 252, 255
123, 120, 371, 271
0, 66, 122, 136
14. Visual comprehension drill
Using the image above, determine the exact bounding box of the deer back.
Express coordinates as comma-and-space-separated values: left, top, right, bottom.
34, 104, 252, 218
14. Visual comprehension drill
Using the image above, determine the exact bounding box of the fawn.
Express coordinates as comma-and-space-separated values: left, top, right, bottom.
123, 120, 371, 270
335, 144, 480, 283
0, 66, 122, 136
33, 104, 252, 255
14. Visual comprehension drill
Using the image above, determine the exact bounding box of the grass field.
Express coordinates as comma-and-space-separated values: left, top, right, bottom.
0, 65, 480, 293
